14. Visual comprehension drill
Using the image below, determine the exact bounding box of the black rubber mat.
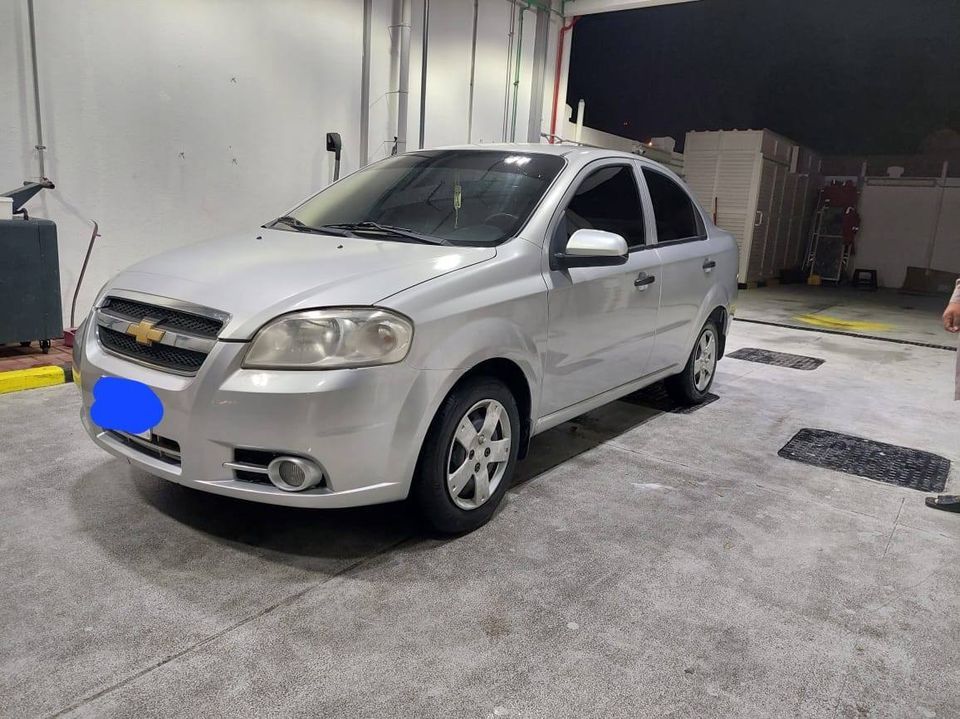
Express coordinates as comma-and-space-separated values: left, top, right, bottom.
778, 428, 950, 492
621, 383, 719, 414
728, 347, 824, 370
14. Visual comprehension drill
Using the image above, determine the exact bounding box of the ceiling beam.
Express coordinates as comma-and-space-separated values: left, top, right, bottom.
563, 0, 701, 17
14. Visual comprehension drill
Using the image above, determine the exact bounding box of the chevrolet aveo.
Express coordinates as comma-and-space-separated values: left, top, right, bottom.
75, 144, 737, 533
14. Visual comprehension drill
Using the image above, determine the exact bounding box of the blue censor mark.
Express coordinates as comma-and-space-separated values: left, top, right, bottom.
91, 377, 164, 434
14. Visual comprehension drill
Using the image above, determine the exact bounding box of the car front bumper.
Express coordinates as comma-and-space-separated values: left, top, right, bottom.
77, 324, 447, 508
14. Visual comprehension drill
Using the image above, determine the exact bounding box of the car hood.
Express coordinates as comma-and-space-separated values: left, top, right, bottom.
101, 228, 496, 340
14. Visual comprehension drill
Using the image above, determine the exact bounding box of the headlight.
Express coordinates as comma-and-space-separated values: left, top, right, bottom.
243, 308, 413, 369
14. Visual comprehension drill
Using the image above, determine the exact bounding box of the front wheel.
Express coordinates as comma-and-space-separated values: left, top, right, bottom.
664, 319, 719, 406
412, 377, 520, 535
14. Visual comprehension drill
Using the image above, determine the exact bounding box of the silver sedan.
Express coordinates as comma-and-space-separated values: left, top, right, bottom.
75, 144, 737, 533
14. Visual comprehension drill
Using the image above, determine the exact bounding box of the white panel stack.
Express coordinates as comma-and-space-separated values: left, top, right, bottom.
683, 129, 820, 283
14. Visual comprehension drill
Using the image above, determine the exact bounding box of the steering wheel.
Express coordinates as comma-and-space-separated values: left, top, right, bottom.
483, 212, 519, 231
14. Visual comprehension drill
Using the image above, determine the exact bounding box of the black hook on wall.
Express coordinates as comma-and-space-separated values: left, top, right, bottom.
326, 132, 343, 181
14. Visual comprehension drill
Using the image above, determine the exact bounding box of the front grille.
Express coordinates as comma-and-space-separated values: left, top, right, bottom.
97, 295, 228, 375
106, 430, 181, 466
101, 297, 223, 338
99, 326, 207, 373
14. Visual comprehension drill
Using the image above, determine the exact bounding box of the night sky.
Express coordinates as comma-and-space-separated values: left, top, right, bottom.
566, 0, 960, 155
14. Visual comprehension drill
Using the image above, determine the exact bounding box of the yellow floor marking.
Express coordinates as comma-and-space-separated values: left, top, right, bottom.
793, 314, 894, 332
0, 366, 67, 394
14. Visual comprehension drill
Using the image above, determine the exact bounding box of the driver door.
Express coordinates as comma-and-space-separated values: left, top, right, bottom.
540, 162, 662, 418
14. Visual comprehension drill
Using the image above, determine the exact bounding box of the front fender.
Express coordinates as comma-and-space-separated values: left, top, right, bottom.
380, 240, 549, 488
387, 317, 544, 497
414, 314, 542, 407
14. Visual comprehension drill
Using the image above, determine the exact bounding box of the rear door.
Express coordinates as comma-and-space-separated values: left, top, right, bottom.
540, 161, 661, 417
639, 165, 714, 374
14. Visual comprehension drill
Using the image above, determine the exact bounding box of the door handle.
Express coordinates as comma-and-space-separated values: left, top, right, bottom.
634, 272, 656, 289
755, 210, 764, 227
703, 259, 716, 272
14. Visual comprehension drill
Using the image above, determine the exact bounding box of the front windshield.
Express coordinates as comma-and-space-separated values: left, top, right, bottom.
282, 150, 565, 246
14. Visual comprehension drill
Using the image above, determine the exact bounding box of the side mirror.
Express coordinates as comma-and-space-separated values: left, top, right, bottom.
555, 229, 629, 269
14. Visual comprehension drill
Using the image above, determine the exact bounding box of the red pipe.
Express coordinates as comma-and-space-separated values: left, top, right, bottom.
549, 15, 579, 143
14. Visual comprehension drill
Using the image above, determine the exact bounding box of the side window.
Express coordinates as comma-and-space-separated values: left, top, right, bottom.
562, 165, 645, 249
643, 169, 703, 243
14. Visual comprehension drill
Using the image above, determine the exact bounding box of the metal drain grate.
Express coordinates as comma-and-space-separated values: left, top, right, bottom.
621, 383, 719, 414
728, 347, 824, 370
779, 428, 950, 492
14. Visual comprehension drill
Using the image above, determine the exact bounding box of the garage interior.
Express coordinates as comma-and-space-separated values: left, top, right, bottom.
1, 1, 959, 718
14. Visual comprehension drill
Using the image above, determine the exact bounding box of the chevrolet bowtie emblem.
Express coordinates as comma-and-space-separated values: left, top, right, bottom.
125, 318, 166, 346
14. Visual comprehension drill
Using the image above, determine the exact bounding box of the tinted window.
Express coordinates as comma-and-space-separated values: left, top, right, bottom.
562, 165, 645, 248
284, 150, 565, 246
643, 169, 702, 243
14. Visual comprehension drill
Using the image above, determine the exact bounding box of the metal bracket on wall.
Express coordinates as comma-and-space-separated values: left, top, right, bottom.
1, 178, 55, 216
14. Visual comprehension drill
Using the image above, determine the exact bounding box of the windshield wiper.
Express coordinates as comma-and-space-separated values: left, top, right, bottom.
268, 216, 352, 237
320, 221, 450, 246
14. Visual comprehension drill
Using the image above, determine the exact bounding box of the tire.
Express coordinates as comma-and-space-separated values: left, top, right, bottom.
412, 377, 521, 535
664, 319, 720, 406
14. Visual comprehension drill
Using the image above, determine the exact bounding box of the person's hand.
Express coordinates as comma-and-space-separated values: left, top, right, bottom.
944, 302, 960, 333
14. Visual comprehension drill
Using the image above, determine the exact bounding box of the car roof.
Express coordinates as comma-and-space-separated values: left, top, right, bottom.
428, 142, 655, 164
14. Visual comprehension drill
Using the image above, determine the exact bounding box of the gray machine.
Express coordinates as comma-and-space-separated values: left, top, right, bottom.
0, 180, 61, 353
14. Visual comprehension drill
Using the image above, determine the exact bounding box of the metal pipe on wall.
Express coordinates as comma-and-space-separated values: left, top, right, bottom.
506, 0, 563, 16
509, 5, 526, 142
359, 0, 372, 166
466, 0, 480, 143
549, 15, 579, 143
387, 0, 411, 155
574, 98, 585, 142
26, 0, 46, 179
418, 0, 430, 148
525, 5, 550, 142
501, 3, 517, 141
397, 0, 411, 154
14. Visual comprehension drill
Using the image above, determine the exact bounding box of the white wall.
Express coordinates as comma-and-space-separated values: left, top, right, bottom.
1, 0, 560, 328
857, 179, 960, 288
930, 186, 960, 275
405, 0, 561, 151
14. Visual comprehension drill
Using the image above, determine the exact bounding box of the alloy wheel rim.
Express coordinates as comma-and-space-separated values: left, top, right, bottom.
446, 398, 512, 511
693, 328, 716, 392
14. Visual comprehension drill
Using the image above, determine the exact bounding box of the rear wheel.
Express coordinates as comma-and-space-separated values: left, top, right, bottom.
665, 319, 719, 406
412, 378, 520, 534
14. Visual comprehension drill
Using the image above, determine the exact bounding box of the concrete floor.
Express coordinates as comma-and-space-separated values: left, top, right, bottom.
736, 285, 951, 347
1, 307, 958, 718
